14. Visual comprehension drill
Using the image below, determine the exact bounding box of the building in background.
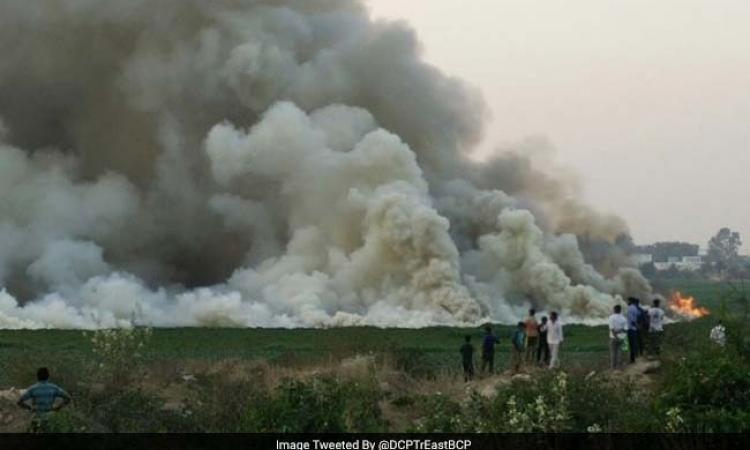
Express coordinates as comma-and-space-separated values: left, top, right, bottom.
634, 241, 705, 273
633, 253, 654, 266
653, 255, 704, 272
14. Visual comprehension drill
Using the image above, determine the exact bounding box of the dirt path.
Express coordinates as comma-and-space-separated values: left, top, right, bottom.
0, 388, 28, 432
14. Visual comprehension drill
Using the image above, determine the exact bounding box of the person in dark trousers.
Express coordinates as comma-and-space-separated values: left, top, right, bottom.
17, 367, 72, 432
636, 298, 649, 357
626, 297, 642, 363
536, 316, 550, 365
523, 308, 539, 365
511, 322, 526, 373
481, 325, 500, 375
459, 335, 475, 382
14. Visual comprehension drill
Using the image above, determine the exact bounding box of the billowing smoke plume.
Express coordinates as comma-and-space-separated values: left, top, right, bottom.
0, 0, 650, 329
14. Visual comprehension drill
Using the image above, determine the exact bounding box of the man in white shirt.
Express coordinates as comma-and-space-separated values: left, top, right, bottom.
648, 299, 665, 356
608, 304, 628, 369
547, 311, 564, 369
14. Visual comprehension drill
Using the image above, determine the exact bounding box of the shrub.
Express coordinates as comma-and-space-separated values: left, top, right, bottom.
410, 393, 468, 432
343, 379, 387, 432
179, 374, 268, 432
85, 327, 152, 384
488, 372, 571, 432
81, 387, 173, 432
412, 372, 574, 433
567, 373, 658, 432
387, 347, 443, 379
656, 349, 750, 432
240, 376, 386, 432
44, 409, 92, 433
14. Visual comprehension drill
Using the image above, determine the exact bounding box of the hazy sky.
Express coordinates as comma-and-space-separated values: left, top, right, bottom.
368, 0, 750, 251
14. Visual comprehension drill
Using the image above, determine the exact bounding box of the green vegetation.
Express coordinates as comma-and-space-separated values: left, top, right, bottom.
649, 278, 727, 309
650, 278, 750, 314
0, 324, 615, 387
0, 279, 747, 433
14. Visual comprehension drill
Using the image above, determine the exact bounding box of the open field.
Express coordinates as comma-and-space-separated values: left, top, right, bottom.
0, 279, 746, 433
0, 320, 718, 387
652, 278, 749, 311
0, 278, 728, 386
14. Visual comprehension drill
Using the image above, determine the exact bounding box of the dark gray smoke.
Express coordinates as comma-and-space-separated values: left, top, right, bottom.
0, 0, 650, 328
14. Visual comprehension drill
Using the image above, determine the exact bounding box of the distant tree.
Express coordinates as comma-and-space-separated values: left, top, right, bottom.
706, 228, 742, 278
729, 255, 750, 279
640, 261, 656, 279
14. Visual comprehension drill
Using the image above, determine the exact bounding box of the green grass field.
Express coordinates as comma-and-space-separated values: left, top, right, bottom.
1, 278, 747, 433
0, 324, 614, 385
0, 279, 731, 388
651, 277, 746, 309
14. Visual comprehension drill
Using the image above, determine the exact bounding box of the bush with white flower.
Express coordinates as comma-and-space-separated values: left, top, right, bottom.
499, 372, 570, 432
85, 327, 153, 382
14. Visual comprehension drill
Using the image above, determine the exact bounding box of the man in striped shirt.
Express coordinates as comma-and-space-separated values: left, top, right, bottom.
17, 367, 72, 432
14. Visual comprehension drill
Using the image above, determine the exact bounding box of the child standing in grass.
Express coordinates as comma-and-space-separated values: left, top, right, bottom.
17, 368, 72, 433
511, 322, 526, 373
460, 335, 475, 381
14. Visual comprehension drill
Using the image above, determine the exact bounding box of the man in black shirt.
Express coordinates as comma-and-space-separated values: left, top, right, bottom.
460, 335, 475, 382
481, 326, 501, 375
536, 316, 550, 365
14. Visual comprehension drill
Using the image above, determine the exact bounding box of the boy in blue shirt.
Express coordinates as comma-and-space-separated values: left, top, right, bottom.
17, 368, 72, 432
511, 322, 526, 373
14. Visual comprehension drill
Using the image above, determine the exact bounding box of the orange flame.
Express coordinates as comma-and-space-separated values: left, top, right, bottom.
668, 291, 710, 319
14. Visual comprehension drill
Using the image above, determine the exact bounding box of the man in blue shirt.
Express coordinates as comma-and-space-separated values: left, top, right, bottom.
481, 325, 501, 375
626, 297, 642, 364
17, 367, 72, 432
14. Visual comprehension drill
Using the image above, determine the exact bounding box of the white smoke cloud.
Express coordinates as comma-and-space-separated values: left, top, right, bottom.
0, 0, 651, 329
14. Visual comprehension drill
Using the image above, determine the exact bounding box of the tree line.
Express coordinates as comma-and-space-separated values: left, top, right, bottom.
637, 228, 748, 280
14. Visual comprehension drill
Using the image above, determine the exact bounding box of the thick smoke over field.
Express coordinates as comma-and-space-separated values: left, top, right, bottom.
0, 0, 650, 328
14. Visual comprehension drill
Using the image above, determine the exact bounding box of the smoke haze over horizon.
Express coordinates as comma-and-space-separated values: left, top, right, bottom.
369, 0, 750, 253
0, 0, 651, 329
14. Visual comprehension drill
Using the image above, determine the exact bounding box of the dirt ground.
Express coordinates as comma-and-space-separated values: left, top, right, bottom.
0, 388, 28, 432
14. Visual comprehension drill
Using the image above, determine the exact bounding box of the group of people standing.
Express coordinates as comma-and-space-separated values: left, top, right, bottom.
460, 297, 670, 380
460, 309, 564, 381
608, 297, 665, 369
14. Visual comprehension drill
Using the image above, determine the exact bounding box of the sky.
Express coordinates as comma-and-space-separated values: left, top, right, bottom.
367, 0, 750, 251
